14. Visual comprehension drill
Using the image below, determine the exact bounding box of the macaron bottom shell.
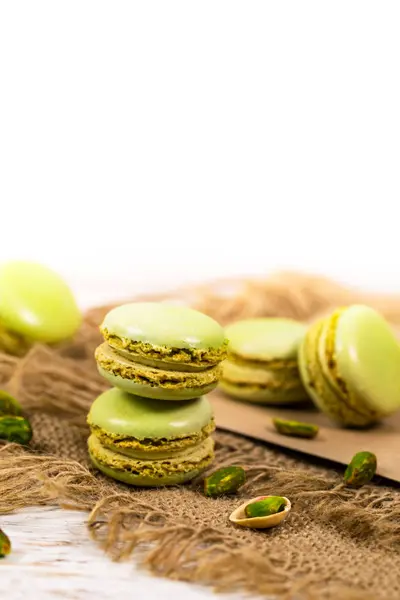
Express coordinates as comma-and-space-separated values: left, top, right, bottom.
88, 434, 214, 486
98, 367, 218, 400
89, 453, 207, 486
220, 360, 309, 405
219, 378, 309, 404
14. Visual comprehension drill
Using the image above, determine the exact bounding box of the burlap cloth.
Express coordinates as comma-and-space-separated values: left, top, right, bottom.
2, 272, 400, 600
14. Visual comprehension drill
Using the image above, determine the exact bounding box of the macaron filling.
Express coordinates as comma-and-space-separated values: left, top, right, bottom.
95, 343, 221, 390
102, 329, 228, 370
222, 360, 303, 390
219, 379, 307, 404
88, 434, 214, 480
227, 353, 298, 371
89, 419, 215, 459
220, 362, 307, 404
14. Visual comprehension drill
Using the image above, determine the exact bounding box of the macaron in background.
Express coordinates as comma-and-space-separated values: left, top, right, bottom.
220, 318, 309, 404
0, 261, 81, 355
298, 304, 400, 427
87, 388, 215, 486
95, 302, 227, 400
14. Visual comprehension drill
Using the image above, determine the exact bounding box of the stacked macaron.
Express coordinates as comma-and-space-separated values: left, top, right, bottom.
88, 302, 227, 486
220, 318, 308, 404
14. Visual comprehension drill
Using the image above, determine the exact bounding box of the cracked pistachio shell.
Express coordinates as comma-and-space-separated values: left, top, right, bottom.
344, 451, 377, 487
0, 415, 32, 445
0, 390, 23, 416
204, 466, 246, 497
0, 529, 11, 558
230, 495, 291, 529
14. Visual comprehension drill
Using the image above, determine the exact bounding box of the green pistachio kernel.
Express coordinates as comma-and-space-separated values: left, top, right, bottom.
245, 496, 287, 518
0, 529, 11, 558
0, 390, 23, 416
204, 466, 246, 497
0, 415, 32, 445
344, 451, 377, 488
273, 418, 319, 439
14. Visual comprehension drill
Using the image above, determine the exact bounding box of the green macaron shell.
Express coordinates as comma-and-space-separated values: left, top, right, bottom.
88, 434, 214, 486
335, 305, 400, 415
99, 368, 219, 400
0, 261, 81, 344
89, 453, 205, 486
298, 319, 373, 426
225, 318, 307, 362
88, 388, 214, 439
101, 302, 227, 365
318, 312, 377, 421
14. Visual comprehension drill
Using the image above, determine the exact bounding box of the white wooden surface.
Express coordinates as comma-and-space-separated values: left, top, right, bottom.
1, 507, 243, 600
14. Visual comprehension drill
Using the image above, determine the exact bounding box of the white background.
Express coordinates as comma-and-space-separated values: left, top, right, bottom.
1, 1, 400, 308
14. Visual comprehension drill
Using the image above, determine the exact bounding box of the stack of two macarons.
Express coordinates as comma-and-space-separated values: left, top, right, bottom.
88, 303, 227, 486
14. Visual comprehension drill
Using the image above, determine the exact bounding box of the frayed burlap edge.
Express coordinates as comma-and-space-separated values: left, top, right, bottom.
1, 439, 399, 600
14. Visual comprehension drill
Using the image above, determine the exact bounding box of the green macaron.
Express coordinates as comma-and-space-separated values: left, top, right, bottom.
0, 261, 81, 355
298, 305, 400, 427
220, 318, 308, 404
87, 388, 215, 486
95, 302, 227, 400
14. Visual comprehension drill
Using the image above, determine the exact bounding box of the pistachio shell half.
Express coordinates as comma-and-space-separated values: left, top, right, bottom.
229, 495, 291, 529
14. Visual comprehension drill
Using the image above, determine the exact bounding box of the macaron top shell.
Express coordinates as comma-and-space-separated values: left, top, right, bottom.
0, 261, 81, 343
88, 388, 214, 439
225, 318, 307, 361
101, 302, 226, 350
335, 305, 400, 414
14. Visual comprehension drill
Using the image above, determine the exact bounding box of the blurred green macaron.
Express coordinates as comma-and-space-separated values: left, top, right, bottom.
220, 318, 308, 404
0, 261, 81, 355
87, 388, 215, 486
95, 302, 227, 400
298, 304, 400, 427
